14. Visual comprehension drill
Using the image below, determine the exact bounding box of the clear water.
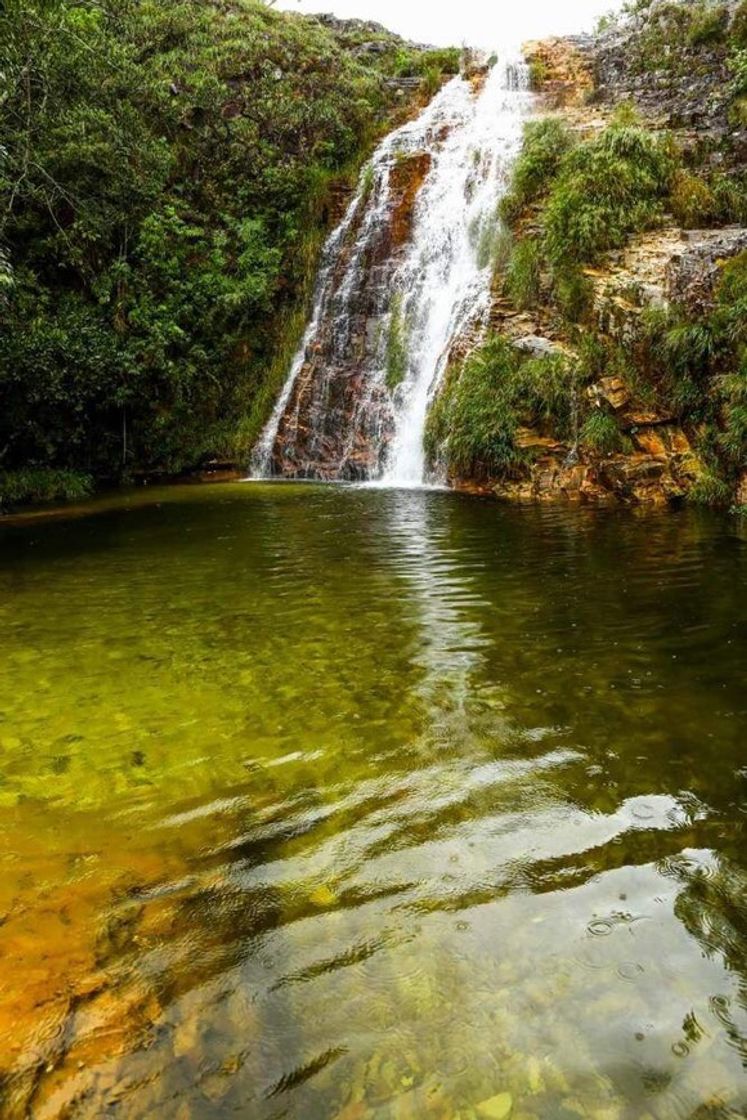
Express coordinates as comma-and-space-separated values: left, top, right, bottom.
0, 483, 745, 1119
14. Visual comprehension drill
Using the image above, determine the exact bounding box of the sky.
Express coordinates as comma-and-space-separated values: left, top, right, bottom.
277, 0, 623, 49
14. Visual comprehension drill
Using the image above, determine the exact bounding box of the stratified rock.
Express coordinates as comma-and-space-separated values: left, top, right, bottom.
665, 228, 747, 315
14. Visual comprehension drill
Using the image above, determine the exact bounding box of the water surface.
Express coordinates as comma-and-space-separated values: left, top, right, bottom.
0, 484, 745, 1119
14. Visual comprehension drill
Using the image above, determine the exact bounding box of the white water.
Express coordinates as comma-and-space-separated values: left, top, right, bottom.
252, 58, 532, 485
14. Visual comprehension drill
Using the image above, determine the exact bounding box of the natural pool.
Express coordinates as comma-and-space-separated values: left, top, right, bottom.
0, 483, 745, 1119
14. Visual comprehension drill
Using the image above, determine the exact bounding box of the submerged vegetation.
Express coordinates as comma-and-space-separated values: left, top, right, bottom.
0, 0, 444, 503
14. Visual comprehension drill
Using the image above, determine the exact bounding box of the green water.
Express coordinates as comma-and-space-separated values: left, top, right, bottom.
0, 483, 745, 1119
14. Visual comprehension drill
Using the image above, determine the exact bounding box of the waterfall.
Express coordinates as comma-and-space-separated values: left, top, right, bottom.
252, 57, 532, 485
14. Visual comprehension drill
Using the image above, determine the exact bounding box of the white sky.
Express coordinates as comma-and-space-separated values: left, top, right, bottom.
277, 0, 622, 49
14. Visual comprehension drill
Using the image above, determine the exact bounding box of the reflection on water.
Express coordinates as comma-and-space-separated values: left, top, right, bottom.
0, 484, 745, 1119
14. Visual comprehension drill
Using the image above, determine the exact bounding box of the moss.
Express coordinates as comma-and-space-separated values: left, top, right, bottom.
386, 292, 408, 392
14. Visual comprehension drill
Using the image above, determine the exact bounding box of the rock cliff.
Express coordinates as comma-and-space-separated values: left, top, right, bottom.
442, 2, 747, 507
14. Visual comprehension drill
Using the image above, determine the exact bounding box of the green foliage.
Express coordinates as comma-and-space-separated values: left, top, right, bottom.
709, 169, 747, 223
687, 3, 729, 46
580, 411, 624, 454
730, 49, 747, 98
595, 11, 620, 34
0, 469, 93, 510
543, 124, 676, 266
392, 47, 461, 78
386, 293, 408, 392
474, 220, 512, 272
552, 264, 594, 323
0, 0, 427, 485
718, 366, 747, 465
499, 118, 574, 226
689, 470, 732, 506
670, 170, 718, 227
425, 336, 574, 477
506, 238, 542, 310
629, 0, 731, 74
732, 0, 747, 47
528, 61, 549, 90
711, 251, 747, 348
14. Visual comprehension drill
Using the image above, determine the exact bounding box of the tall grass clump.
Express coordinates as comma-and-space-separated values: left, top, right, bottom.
506, 238, 542, 309
543, 124, 676, 266
580, 410, 624, 454
425, 336, 575, 477
499, 118, 575, 225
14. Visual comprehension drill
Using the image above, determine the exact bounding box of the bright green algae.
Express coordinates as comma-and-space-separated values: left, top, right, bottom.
0, 483, 745, 1118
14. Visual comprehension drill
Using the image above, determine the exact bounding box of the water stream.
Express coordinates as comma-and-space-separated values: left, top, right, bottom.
252, 59, 532, 485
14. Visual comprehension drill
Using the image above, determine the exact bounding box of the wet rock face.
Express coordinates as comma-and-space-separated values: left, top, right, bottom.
271, 150, 432, 481
666, 228, 747, 315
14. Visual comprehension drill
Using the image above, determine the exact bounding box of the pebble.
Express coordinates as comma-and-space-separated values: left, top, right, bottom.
476, 1092, 513, 1120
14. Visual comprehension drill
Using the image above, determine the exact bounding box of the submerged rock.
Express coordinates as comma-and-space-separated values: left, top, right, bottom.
476, 1092, 513, 1120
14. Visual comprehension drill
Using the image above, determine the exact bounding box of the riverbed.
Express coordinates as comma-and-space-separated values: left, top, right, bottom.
0, 483, 745, 1118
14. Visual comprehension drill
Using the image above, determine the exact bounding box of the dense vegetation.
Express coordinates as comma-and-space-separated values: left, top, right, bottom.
425, 338, 577, 478
432, 6, 747, 507
0, 0, 456, 507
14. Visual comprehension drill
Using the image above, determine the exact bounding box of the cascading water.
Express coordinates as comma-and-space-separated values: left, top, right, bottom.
252, 57, 533, 485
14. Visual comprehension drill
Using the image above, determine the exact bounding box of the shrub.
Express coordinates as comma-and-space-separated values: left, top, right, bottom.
552, 264, 594, 323
422, 64, 443, 98
712, 251, 747, 348
425, 336, 575, 477
718, 367, 747, 465
506, 238, 542, 309
0, 0, 427, 484
528, 60, 548, 90
729, 49, 747, 97
472, 218, 512, 271
543, 124, 676, 266
0, 469, 93, 510
670, 170, 718, 227
710, 171, 747, 224
687, 3, 729, 46
394, 47, 461, 78
499, 118, 575, 225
